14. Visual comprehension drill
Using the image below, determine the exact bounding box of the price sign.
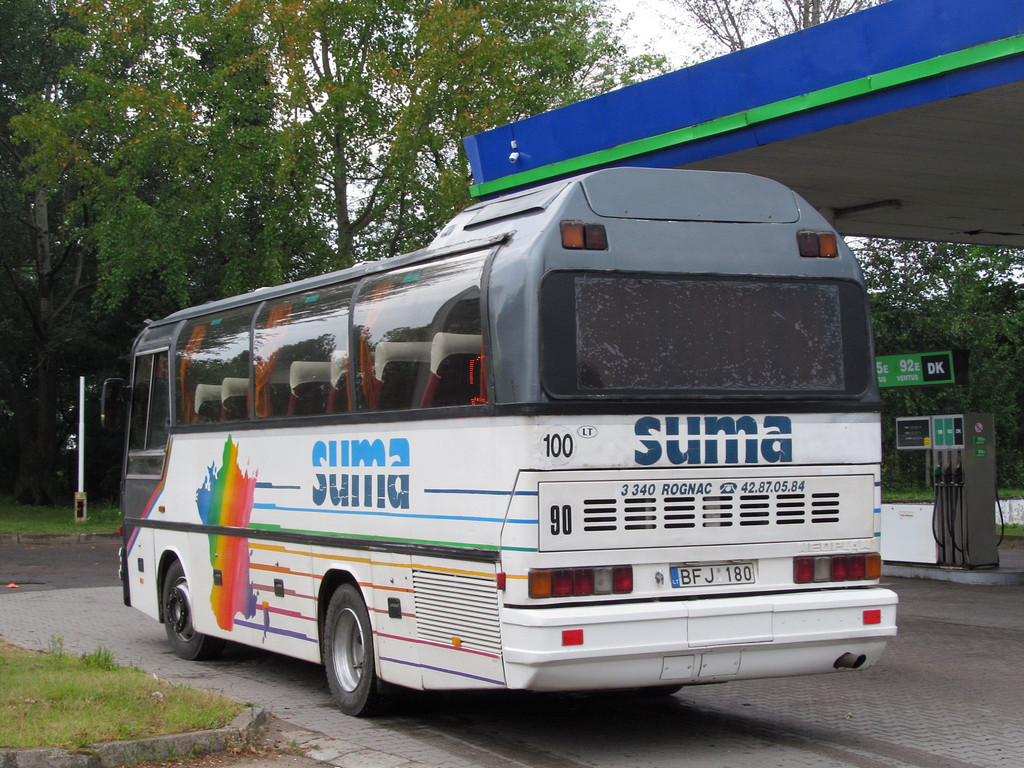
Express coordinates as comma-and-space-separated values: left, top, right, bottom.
876, 351, 962, 388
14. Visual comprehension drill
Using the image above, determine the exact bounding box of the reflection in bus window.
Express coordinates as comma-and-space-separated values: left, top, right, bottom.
352, 252, 487, 411
252, 286, 353, 418
175, 308, 253, 424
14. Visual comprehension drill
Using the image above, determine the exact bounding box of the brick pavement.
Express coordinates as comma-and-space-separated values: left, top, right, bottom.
2, 559, 1023, 768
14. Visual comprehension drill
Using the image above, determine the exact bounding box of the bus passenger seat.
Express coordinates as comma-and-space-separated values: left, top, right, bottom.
327, 353, 349, 413
220, 377, 249, 421
373, 341, 431, 410
194, 384, 222, 423
421, 333, 482, 407
288, 361, 332, 416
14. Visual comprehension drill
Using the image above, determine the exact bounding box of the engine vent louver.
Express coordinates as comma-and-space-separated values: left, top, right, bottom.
412, 570, 501, 656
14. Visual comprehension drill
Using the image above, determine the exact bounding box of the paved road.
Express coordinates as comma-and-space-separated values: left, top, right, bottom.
2, 540, 1022, 768
1, 536, 122, 590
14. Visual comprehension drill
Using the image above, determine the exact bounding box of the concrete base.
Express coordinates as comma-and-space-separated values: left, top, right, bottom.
883, 548, 1024, 585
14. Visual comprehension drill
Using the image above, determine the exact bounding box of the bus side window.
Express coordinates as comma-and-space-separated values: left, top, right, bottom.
353, 252, 487, 412
253, 285, 353, 418
176, 308, 253, 424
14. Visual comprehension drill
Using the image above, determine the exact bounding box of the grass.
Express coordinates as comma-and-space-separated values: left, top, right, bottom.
0, 637, 242, 750
881, 487, 1024, 503
0, 495, 120, 536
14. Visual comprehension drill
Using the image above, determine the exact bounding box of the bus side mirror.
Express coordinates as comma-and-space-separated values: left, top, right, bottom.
101, 378, 127, 431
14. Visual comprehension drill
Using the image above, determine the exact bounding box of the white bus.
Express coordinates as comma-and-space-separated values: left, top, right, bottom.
107, 167, 897, 716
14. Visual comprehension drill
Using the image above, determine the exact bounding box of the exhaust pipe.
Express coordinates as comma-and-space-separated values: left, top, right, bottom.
834, 652, 867, 669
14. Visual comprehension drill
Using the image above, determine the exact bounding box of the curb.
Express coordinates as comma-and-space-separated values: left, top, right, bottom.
0, 532, 120, 546
0, 707, 268, 768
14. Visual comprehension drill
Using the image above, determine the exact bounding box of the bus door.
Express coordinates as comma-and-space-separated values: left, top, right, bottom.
121, 349, 171, 615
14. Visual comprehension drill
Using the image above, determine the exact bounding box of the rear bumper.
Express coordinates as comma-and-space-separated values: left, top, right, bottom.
500, 587, 897, 690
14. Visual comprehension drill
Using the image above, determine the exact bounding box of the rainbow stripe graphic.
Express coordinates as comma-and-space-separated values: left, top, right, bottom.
196, 437, 258, 630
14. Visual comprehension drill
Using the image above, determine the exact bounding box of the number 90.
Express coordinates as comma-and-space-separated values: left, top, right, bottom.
550, 505, 572, 536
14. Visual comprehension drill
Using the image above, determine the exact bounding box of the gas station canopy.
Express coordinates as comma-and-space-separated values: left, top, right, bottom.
464, 0, 1024, 247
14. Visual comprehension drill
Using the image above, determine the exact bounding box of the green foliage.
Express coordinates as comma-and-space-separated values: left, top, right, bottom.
0, 0, 102, 504
12, 0, 664, 306
266, 0, 665, 269
12, 0, 300, 309
48, 635, 66, 661
80, 646, 118, 671
1, 0, 662, 504
858, 240, 1024, 489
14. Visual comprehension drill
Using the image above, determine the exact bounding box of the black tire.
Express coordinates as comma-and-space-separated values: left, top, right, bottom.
323, 583, 391, 716
162, 560, 226, 661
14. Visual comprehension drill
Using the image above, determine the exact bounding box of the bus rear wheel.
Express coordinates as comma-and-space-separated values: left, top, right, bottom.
323, 584, 391, 716
162, 560, 225, 661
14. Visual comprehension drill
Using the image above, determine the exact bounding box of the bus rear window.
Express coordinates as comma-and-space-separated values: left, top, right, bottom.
541, 273, 871, 398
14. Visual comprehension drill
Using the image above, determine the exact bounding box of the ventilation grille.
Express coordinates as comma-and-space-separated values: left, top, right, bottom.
582, 490, 842, 531
412, 570, 501, 656
538, 474, 873, 552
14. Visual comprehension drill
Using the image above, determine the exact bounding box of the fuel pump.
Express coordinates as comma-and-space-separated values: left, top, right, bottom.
929, 414, 999, 568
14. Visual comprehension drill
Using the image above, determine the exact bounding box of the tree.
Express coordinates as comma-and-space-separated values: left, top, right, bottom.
669, 0, 886, 56
13, 0, 309, 310
20, 0, 661, 295
0, 0, 97, 504
267, 0, 663, 270
3, 0, 661, 503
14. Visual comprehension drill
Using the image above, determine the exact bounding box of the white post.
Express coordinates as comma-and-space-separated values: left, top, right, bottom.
75, 376, 87, 522
78, 376, 85, 494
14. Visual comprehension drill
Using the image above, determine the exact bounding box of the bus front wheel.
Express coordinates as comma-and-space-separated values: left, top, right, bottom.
162, 560, 225, 661
323, 584, 391, 716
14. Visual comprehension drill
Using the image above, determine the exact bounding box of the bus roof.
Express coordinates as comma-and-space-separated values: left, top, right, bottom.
140, 166, 845, 337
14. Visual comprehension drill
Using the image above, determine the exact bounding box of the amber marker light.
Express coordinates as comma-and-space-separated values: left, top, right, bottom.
797, 230, 839, 258
560, 221, 609, 250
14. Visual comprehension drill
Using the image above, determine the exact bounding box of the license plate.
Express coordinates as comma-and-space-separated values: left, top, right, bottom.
670, 562, 756, 588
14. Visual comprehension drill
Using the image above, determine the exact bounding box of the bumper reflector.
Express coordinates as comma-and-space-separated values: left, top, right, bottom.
562, 629, 584, 646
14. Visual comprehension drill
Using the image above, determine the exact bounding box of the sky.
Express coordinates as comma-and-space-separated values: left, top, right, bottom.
606, 0, 696, 70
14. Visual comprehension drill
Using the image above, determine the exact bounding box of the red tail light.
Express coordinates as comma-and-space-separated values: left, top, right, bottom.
573, 568, 594, 596
831, 556, 850, 581
847, 555, 867, 580
794, 557, 815, 584
551, 569, 573, 597
612, 565, 633, 594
